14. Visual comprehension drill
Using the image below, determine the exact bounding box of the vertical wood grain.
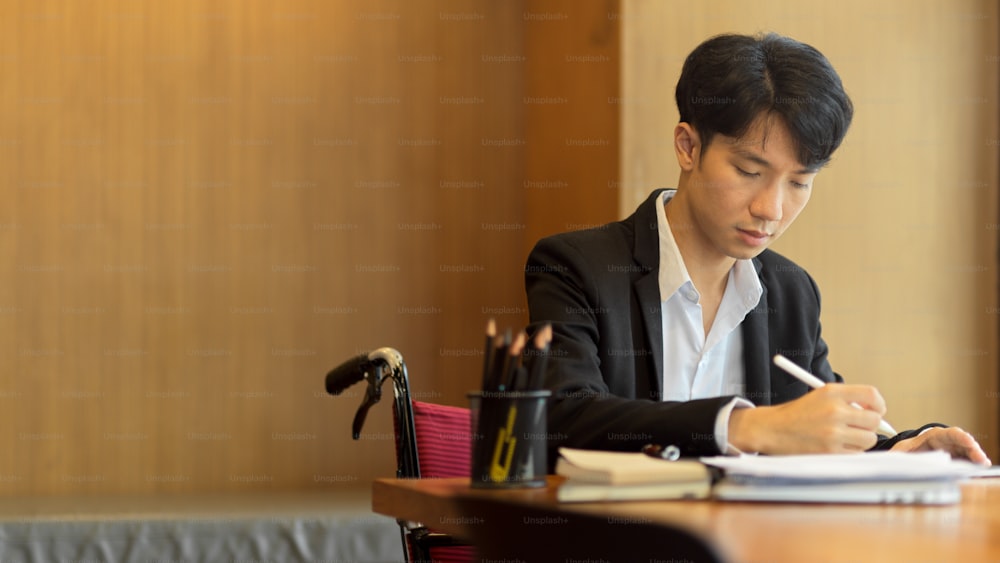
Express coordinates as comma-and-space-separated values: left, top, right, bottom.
0, 0, 533, 494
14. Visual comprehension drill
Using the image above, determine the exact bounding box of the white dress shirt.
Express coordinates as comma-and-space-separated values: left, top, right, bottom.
655, 190, 762, 453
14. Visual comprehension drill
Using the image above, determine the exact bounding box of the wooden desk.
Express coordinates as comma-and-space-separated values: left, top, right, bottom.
373, 476, 1000, 562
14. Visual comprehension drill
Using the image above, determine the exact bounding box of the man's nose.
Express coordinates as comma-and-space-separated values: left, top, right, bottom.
750, 182, 783, 222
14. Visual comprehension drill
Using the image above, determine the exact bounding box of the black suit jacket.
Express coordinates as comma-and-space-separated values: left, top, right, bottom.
525, 189, 926, 464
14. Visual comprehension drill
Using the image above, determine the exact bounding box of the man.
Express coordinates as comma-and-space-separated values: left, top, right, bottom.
525, 32, 989, 465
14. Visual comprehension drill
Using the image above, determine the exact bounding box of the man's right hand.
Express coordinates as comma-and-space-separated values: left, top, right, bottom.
728, 384, 887, 454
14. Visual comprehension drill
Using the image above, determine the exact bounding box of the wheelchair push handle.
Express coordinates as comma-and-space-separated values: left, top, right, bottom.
324, 348, 408, 439
325, 353, 370, 395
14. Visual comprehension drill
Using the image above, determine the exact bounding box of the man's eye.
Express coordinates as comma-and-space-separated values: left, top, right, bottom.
736, 167, 759, 178
791, 181, 811, 189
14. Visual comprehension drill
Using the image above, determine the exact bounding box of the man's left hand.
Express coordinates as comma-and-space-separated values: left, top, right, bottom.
889, 427, 992, 466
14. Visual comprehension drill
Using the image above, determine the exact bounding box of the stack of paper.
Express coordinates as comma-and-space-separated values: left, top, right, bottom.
701, 451, 981, 505
555, 448, 711, 502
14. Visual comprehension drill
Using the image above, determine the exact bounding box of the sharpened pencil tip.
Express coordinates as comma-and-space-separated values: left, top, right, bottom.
533, 324, 552, 350
510, 331, 527, 355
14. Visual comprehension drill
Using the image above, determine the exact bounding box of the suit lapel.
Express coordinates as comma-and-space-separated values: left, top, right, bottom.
632, 190, 667, 400
635, 273, 663, 399
742, 258, 772, 405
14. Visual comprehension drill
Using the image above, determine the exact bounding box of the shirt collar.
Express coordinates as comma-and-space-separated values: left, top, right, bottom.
656, 190, 692, 300
656, 189, 762, 308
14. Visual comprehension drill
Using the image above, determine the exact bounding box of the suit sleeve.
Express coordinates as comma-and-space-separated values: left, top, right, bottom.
525, 235, 735, 466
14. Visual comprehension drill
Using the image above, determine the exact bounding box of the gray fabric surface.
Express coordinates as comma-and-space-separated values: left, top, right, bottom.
0, 492, 405, 562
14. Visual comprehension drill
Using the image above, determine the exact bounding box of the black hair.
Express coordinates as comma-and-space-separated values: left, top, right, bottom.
675, 32, 853, 170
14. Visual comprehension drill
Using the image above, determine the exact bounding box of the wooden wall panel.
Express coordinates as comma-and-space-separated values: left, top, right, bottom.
523, 0, 621, 256
0, 0, 531, 494
622, 0, 1000, 458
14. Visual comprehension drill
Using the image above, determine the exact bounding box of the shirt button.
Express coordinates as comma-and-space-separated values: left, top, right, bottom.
686, 290, 698, 301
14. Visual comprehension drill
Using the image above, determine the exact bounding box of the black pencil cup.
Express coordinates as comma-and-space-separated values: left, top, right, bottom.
468, 390, 550, 489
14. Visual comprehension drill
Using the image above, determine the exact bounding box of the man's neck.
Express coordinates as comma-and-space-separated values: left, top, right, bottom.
663, 196, 736, 298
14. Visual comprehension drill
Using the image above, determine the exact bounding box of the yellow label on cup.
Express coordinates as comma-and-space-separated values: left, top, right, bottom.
489, 405, 518, 482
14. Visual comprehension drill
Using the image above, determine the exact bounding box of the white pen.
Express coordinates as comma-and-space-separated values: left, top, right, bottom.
773, 354, 898, 437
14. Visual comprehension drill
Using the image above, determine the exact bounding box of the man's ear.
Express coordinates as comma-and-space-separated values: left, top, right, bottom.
674, 123, 700, 171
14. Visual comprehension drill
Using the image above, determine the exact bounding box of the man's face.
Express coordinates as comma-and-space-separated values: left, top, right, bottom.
678, 115, 818, 262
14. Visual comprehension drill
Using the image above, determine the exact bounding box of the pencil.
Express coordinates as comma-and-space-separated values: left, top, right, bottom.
487, 333, 507, 391
481, 318, 496, 391
502, 331, 526, 391
525, 324, 551, 391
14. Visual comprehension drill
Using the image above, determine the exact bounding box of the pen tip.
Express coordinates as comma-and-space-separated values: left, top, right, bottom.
486, 318, 496, 336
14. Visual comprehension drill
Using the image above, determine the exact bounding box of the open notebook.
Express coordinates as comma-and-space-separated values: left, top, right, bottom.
701, 451, 981, 505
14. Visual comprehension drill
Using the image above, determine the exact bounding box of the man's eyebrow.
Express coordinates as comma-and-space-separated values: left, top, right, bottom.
733, 149, 817, 175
